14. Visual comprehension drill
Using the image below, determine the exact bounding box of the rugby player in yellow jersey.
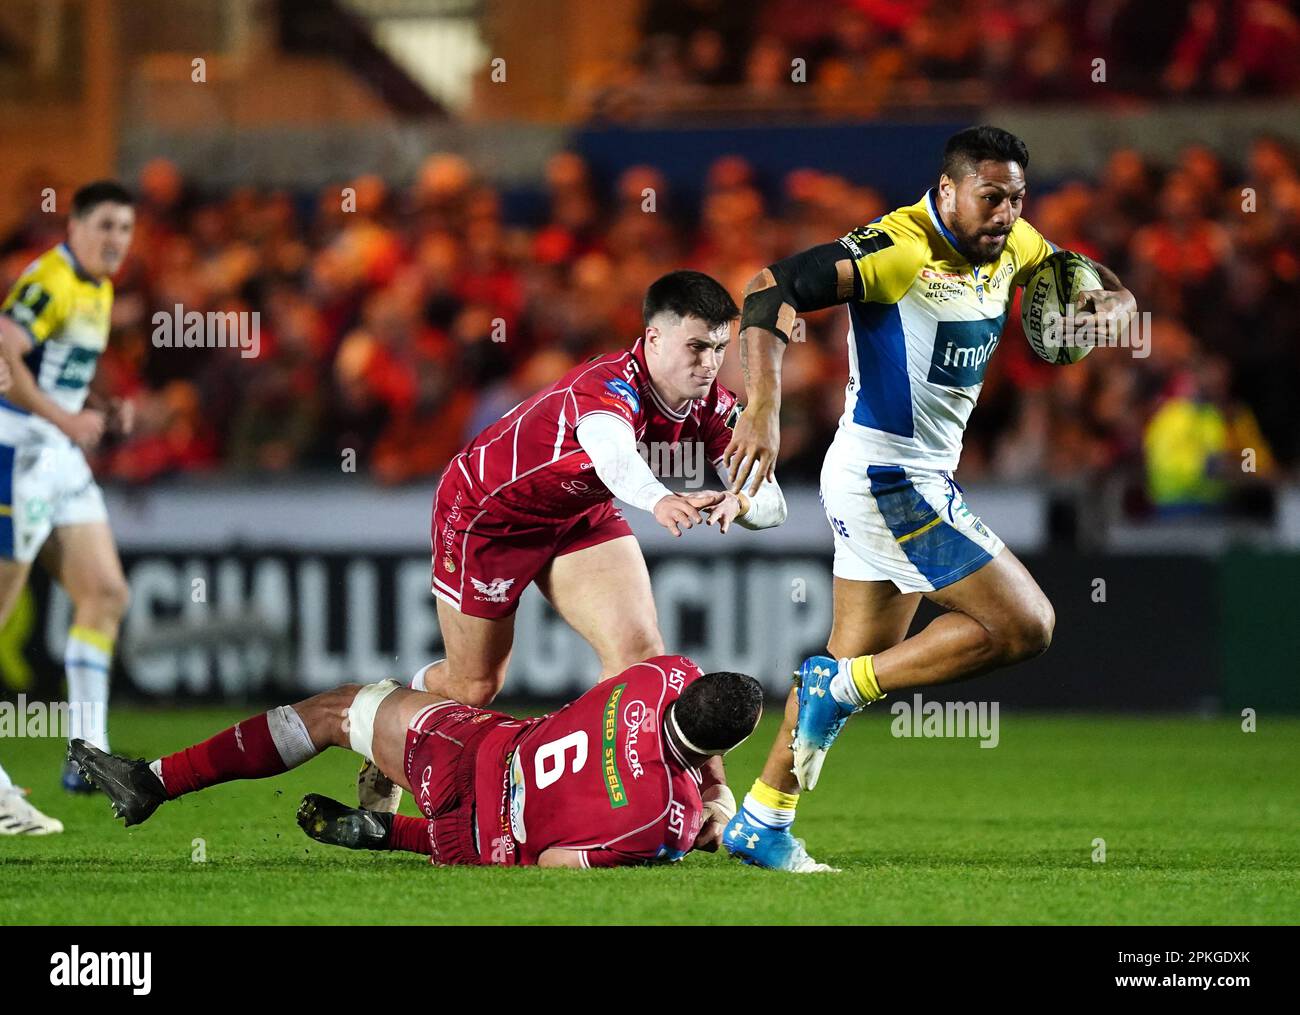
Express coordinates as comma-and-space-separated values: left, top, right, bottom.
720, 127, 1138, 871
0, 181, 135, 803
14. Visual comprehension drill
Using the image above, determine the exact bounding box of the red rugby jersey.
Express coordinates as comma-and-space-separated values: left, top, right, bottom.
442, 340, 739, 524
476, 656, 707, 868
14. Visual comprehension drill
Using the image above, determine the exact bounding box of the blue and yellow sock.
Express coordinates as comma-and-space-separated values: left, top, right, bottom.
830, 654, 886, 709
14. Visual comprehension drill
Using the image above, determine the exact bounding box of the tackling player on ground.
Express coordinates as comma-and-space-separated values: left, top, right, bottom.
0, 181, 136, 801
722, 126, 1138, 870
69, 657, 764, 869
359, 270, 787, 850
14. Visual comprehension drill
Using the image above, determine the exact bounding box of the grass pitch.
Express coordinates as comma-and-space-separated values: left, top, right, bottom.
1, 707, 1296, 925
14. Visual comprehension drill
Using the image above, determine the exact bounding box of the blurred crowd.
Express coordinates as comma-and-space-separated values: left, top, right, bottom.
1, 135, 1296, 514
599, 0, 1300, 116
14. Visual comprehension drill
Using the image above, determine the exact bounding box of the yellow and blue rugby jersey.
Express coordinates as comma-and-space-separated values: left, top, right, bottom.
835, 189, 1054, 471
0, 243, 112, 439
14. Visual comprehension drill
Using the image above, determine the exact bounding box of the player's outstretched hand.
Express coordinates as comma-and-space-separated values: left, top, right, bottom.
724, 403, 779, 497
654, 492, 723, 537
62, 408, 106, 450
702, 491, 745, 534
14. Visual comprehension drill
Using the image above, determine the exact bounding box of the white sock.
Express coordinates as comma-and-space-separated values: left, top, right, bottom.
830, 658, 867, 709
741, 792, 795, 830
0, 761, 12, 792
410, 658, 445, 692
66, 627, 113, 752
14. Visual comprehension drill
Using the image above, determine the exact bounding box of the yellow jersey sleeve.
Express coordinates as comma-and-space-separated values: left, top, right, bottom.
1, 254, 71, 344
1009, 218, 1056, 288
838, 218, 928, 305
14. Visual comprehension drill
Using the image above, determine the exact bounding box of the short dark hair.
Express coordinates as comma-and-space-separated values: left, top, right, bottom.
71, 180, 134, 219
941, 126, 1030, 181
643, 269, 739, 331
673, 671, 763, 753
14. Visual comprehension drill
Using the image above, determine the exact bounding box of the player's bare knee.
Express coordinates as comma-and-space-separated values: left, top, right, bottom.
1002, 604, 1054, 663
76, 576, 130, 625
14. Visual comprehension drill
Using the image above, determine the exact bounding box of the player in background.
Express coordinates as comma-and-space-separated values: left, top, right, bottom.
0, 353, 63, 833
68, 656, 783, 870
722, 127, 1138, 870
358, 270, 787, 847
0, 181, 136, 794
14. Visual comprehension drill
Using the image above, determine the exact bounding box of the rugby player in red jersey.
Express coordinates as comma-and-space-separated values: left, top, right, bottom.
361, 270, 787, 843
68, 657, 773, 869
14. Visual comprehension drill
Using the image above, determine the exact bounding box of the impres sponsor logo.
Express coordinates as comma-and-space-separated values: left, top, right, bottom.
602, 378, 641, 414
601, 683, 629, 809
622, 700, 654, 780
926, 313, 1008, 387
49, 947, 151, 995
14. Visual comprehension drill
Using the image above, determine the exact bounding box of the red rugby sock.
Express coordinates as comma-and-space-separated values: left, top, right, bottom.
387, 815, 435, 855
157, 713, 288, 798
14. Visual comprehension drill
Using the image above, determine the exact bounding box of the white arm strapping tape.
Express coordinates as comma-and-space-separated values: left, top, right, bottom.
713, 464, 787, 529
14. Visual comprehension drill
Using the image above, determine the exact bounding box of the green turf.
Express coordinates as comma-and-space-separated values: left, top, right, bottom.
1, 707, 1297, 924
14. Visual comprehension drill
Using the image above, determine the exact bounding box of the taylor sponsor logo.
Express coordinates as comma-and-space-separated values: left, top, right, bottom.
601, 683, 629, 809
49, 947, 151, 995
622, 700, 654, 780
470, 576, 515, 603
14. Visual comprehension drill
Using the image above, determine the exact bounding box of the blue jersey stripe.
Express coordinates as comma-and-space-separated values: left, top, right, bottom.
849, 302, 914, 438
867, 465, 992, 586
0, 444, 14, 558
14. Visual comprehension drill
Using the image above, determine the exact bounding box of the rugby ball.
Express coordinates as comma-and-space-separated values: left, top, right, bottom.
1020, 251, 1102, 365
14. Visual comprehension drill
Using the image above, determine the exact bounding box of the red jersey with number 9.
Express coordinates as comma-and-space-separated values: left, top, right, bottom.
475, 656, 706, 868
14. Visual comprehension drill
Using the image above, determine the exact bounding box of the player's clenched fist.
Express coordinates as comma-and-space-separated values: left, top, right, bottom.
653, 491, 725, 537
61, 408, 106, 450
724, 402, 780, 497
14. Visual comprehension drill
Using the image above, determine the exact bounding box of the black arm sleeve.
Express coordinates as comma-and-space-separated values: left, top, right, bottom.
740, 241, 861, 342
